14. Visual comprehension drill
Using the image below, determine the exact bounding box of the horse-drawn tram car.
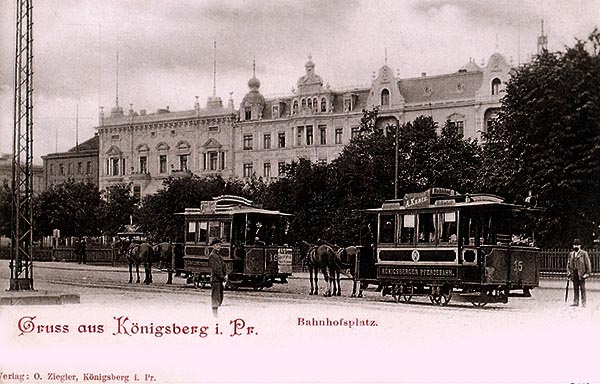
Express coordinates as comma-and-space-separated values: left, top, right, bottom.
358, 188, 540, 306
181, 195, 293, 290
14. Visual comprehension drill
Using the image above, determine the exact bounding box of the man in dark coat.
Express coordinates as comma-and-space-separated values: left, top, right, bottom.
567, 239, 592, 307
208, 238, 226, 317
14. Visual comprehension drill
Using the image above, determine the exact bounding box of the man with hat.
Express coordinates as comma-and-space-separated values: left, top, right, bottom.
566, 239, 592, 307
208, 238, 227, 317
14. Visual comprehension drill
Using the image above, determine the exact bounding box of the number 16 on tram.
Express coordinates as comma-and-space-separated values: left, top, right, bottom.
364, 188, 540, 306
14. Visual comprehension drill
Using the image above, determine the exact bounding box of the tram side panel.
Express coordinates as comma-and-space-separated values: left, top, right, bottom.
482, 246, 539, 290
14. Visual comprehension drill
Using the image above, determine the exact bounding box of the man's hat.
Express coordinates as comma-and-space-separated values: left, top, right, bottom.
210, 238, 222, 245
573, 238, 582, 245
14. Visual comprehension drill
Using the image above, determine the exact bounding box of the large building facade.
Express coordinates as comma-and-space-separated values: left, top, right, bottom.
97, 53, 511, 197
41, 135, 100, 190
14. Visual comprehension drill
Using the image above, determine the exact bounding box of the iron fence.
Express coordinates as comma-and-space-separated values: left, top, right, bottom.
539, 248, 600, 278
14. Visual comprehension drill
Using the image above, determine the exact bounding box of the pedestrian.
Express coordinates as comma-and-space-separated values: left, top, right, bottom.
566, 238, 592, 307
208, 238, 226, 317
80, 237, 87, 264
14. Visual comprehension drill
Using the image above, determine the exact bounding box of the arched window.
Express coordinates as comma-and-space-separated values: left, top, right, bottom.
491, 78, 501, 96
301, 99, 306, 109
307, 98, 312, 110
293, 100, 298, 114
313, 97, 318, 110
320, 98, 327, 112
381, 89, 390, 106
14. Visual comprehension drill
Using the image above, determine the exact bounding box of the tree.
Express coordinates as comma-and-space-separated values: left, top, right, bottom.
98, 184, 139, 237
34, 180, 101, 237
480, 28, 600, 246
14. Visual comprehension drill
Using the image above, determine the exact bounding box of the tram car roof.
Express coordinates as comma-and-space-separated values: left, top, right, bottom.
178, 195, 292, 218
365, 188, 536, 213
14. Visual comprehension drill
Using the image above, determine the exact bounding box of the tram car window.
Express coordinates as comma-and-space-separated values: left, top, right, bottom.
417, 212, 435, 243
439, 211, 457, 244
379, 214, 396, 244
400, 214, 415, 244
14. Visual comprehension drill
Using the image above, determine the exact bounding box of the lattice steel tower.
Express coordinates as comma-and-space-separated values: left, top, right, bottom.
10, 0, 35, 291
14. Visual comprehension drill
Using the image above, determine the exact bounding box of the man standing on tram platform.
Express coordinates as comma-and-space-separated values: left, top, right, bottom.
209, 238, 227, 317
567, 239, 592, 307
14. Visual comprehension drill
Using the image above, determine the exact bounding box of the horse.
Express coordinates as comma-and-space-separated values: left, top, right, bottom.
334, 245, 362, 297
299, 241, 341, 297
127, 242, 156, 284
153, 242, 174, 284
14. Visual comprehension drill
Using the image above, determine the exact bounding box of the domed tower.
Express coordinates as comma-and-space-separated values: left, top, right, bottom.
296, 55, 323, 95
240, 60, 266, 121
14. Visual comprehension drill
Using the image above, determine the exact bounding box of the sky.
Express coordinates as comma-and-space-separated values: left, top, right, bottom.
0, 0, 598, 163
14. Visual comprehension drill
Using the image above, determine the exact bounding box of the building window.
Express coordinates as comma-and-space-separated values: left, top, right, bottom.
121, 159, 126, 175
297, 127, 304, 146
243, 163, 254, 178
351, 126, 360, 139
159, 155, 167, 174
306, 126, 313, 146
77, 162, 82, 175
318, 158, 327, 165
344, 98, 352, 112
448, 121, 465, 136
319, 125, 327, 145
86, 161, 92, 175
245, 106, 251, 120
263, 162, 271, 178
243, 134, 253, 150
209, 125, 218, 132
381, 89, 390, 106
179, 154, 188, 171
68, 163, 72, 175
491, 78, 501, 95
50, 164, 54, 175
205, 152, 216, 171
321, 98, 327, 112
278, 132, 286, 148
307, 98, 313, 110
139, 156, 147, 173
313, 97, 318, 111
335, 128, 343, 144
264, 133, 271, 149
301, 99, 306, 109
111, 158, 119, 176
272, 105, 279, 118
293, 100, 298, 114
278, 162, 286, 177
220, 152, 226, 169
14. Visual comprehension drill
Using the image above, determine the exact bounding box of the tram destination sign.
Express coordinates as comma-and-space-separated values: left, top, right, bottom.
379, 266, 458, 279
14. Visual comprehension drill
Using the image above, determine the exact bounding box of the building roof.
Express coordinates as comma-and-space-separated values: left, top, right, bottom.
68, 134, 99, 152
398, 71, 483, 105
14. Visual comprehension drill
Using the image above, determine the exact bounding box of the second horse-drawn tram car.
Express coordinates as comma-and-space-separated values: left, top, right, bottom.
181, 195, 293, 290
361, 188, 540, 306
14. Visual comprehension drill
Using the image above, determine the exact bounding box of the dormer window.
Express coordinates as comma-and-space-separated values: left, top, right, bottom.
491, 78, 501, 96
381, 89, 390, 106
320, 98, 327, 112
313, 97, 318, 111
244, 106, 251, 120
307, 98, 313, 110
293, 100, 298, 114
301, 99, 307, 109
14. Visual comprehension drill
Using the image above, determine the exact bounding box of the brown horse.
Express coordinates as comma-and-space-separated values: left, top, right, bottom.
153, 242, 174, 284
334, 245, 362, 297
127, 242, 156, 284
300, 241, 340, 297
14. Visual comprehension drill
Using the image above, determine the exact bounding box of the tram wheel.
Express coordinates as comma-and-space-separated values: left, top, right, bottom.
429, 295, 437, 304
438, 293, 451, 306
401, 295, 412, 302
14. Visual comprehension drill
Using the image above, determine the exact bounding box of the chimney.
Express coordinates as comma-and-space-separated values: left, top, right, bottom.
421, 72, 427, 77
